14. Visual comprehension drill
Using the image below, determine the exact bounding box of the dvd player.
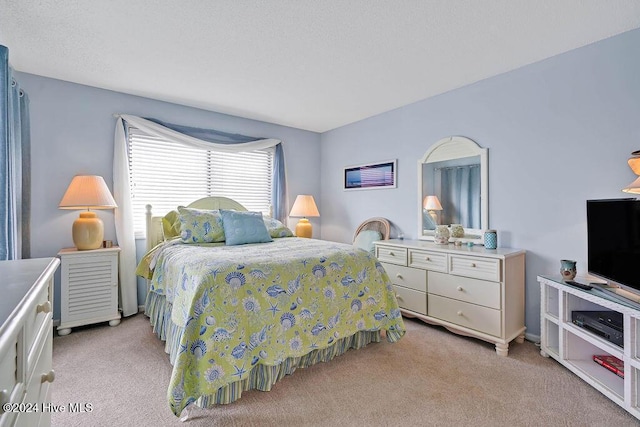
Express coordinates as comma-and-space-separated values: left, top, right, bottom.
571, 311, 623, 348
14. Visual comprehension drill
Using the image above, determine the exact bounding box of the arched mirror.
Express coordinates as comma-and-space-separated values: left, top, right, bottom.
418, 136, 488, 243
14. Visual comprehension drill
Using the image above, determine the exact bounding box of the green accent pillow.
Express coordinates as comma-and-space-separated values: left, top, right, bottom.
353, 230, 382, 254
178, 206, 226, 243
263, 216, 294, 238
162, 210, 181, 240
220, 209, 273, 246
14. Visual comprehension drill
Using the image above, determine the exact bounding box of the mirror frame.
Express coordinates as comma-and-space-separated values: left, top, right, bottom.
418, 136, 488, 244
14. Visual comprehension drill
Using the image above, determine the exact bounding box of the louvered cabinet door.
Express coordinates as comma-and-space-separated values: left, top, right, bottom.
57, 247, 121, 336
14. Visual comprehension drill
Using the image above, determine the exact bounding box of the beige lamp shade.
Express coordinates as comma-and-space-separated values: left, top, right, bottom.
59, 175, 118, 209
289, 195, 320, 238
59, 175, 117, 250
423, 195, 442, 211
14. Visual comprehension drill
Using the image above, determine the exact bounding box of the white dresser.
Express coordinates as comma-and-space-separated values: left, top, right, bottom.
57, 247, 121, 336
0, 257, 59, 427
375, 239, 526, 356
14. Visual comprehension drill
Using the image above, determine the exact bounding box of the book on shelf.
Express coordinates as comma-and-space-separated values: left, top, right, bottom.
592, 354, 624, 378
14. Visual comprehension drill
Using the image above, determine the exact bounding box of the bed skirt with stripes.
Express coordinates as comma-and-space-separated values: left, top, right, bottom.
145, 291, 389, 412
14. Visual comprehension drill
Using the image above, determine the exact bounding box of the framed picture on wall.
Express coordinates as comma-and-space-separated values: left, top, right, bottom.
344, 160, 397, 190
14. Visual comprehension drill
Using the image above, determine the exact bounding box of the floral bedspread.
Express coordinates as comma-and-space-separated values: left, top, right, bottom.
147, 237, 405, 415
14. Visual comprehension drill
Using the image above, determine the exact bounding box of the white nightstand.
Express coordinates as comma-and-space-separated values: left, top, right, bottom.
57, 246, 121, 336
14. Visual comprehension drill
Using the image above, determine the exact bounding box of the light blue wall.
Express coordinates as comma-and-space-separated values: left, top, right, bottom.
319, 28, 640, 338
16, 73, 321, 320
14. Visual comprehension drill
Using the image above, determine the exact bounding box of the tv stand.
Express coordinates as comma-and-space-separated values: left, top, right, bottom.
538, 275, 640, 420
610, 287, 640, 304
589, 285, 640, 310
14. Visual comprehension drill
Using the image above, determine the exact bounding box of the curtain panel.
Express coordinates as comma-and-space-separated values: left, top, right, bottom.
440, 164, 481, 228
0, 45, 30, 260
113, 114, 287, 316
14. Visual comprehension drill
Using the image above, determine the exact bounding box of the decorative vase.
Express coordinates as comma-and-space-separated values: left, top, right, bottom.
560, 259, 577, 280
484, 230, 497, 249
450, 224, 464, 239
434, 225, 450, 245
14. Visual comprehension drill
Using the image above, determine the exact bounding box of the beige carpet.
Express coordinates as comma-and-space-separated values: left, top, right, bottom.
51, 314, 638, 427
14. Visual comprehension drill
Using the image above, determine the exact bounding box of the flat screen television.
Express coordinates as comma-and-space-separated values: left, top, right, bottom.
587, 198, 640, 296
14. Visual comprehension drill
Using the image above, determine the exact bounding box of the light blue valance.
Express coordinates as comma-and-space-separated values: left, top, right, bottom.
144, 117, 288, 221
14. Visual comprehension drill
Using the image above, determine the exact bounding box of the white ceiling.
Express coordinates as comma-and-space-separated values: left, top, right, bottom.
1, 1, 639, 133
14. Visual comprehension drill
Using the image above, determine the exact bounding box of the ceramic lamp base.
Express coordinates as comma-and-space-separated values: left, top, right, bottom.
295, 218, 313, 238
428, 211, 438, 225
72, 211, 104, 250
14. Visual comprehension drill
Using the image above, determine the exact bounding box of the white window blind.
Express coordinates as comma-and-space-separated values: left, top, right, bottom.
128, 127, 273, 238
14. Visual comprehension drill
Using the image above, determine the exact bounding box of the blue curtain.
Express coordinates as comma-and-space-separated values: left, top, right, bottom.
146, 118, 288, 221
440, 164, 481, 228
0, 45, 30, 260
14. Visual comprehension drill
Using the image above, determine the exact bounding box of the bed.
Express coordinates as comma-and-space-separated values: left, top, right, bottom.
137, 197, 406, 417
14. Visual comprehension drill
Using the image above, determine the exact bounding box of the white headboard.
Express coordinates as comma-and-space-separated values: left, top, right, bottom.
145, 196, 248, 251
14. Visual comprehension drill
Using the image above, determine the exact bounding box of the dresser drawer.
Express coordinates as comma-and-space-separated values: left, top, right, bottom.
0, 331, 22, 424
375, 245, 407, 265
428, 294, 501, 337
393, 285, 427, 315
382, 263, 427, 292
16, 331, 53, 427
449, 255, 501, 282
428, 271, 501, 309
24, 282, 52, 358
408, 249, 447, 272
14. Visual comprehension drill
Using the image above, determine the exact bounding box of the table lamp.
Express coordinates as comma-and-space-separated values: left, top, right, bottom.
623, 155, 640, 194
423, 195, 443, 224
289, 195, 320, 238
59, 175, 118, 250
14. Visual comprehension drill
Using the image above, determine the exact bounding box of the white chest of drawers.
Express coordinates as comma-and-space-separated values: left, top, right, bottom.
0, 257, 59, 427
375, 239, 526, 356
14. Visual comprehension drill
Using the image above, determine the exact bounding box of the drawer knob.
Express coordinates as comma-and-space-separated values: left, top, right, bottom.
425, 257, 430, 261
396, 273, 403, 279
37, 301, 52, 314
457, 286, 464, 292
395, 293, 403, 301
471, 263, 476, 268
457, 310, 463, 316
389, 252, 395, 256
41, 370, 55, 384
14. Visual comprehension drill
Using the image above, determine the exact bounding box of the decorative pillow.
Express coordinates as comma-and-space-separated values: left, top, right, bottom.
177, 206, 226, 243
161, 210, 181, 240
263, 216, 294, 238
220, 209, 273, 246
353, 230, 382, 254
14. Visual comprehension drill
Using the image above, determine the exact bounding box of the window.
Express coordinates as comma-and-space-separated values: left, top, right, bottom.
128, 127, 274, 238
